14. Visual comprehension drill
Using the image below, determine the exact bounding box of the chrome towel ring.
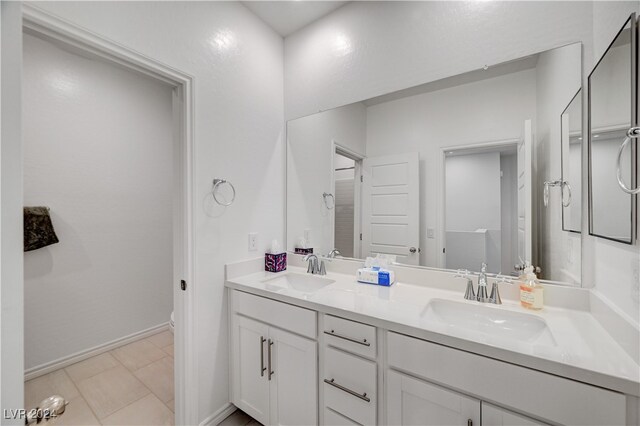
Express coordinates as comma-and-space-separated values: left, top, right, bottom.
615, 127, 640, 194
323, 192, 335, 209
543, 180, 571, 208
212, 178, 236, 206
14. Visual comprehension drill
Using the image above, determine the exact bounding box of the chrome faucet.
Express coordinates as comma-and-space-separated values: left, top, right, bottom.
303, 253, 326, 275
327, 249, 342, 259
477, 262, 490, 302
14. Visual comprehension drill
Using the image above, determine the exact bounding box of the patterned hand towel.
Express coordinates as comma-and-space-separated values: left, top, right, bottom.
24, 207, 59, 252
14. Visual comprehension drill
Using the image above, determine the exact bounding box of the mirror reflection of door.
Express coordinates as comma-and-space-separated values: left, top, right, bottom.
444, 139, 523, 276
361, 153, 420, 265
333, 150, 359, 258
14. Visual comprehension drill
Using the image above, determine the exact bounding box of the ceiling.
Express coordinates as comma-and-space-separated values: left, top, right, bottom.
242, 1, 349, 37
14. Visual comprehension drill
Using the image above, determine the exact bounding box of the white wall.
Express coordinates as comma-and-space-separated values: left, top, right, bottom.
535, 43, 582, 284
446, 152, 501, 232
22, 33, 174, 370
29, 1, 285, 421
366, 69, 537, 267
287, 103, 366, 255
284, 1, 594, 120
1, 1, 25, 420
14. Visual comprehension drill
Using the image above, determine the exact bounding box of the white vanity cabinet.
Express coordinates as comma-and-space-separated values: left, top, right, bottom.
386, 370, 546, 426
386, 331, 626, 426
229, 290, 318, 425
387, 370, 480, 426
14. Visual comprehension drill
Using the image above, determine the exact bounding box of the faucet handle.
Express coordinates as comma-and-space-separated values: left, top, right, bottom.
455, 270, 476, 301
489, 275, 512, 305
318, 260, 326, 275
455, 269, 470, 279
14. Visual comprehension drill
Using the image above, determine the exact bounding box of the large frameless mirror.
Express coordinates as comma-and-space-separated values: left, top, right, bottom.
561, 89, 582, 233
588, 15, 636, 244
286, 42, 583, 285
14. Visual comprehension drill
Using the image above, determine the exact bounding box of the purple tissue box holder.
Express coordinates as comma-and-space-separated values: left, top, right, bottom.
265, 252, 287, 272
294, 247, 313, 255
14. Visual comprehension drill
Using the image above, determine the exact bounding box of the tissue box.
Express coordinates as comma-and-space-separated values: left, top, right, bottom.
357, 268, 395, 286
265, 252, 287, 272
294, 247, 313, 255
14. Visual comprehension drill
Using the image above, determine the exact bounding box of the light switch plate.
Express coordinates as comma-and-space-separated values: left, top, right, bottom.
304, 229, 311, 244
427, 228, 435, 239
248, 233, 258, 251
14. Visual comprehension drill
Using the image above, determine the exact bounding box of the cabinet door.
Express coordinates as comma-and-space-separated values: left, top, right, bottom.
387, 370, 480, 426
482, 403, 549, 426
269, 327, 318, 426
231, 315, 270, 424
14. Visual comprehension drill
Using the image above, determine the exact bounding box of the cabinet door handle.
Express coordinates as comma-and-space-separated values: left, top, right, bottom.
323, 329, 370, 346
259, 336, 266, 377
323, 378, 370, 402
268, 339, 274, 380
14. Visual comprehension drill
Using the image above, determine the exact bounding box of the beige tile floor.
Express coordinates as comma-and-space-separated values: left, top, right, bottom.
25, 330, 174, 426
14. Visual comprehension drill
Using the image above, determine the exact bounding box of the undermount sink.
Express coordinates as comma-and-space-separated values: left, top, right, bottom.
422, 298, 556, 346
262, 273, 335, 293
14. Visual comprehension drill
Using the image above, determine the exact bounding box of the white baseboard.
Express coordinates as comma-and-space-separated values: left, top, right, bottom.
200, 403, 237, 426
24, 322, 170, 381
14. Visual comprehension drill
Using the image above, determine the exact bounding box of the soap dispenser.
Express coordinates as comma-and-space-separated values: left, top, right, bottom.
519, 265, 543, 310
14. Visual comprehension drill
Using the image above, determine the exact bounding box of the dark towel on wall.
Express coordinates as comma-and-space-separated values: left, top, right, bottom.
24, 207, 59, 252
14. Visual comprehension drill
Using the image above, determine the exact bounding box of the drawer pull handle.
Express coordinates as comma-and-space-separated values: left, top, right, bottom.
324, 329, 371, 347
268, 339, 274, 380
324, 378, 371, 402
259, 336, 266, 377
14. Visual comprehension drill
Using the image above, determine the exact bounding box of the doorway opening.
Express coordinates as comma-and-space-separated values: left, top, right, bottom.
332, 144, 363, 259
443, 142, 520, 275
19, 6, 196, 425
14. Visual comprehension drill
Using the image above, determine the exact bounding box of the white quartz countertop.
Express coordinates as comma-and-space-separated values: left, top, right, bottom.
226, 265, 640, 396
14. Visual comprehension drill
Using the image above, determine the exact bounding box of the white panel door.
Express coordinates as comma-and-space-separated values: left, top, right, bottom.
362, 153, 420, 264
231, 315, 270, 424
387, 370, 480, 426
269, 327, 318, 426
517, 119, 533, 267
482, 403, 549, 426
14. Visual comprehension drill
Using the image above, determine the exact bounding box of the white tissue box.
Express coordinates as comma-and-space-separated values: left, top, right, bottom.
357, 268, 395, 286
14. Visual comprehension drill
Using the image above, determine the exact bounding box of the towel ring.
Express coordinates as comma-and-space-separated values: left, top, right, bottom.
212, 179, 236, 206
543, 180, 571, 207
615, 127, 640, 194
323, 192, 335, 209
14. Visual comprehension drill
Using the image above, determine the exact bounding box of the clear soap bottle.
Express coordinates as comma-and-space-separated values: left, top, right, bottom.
519, 265, 543, 310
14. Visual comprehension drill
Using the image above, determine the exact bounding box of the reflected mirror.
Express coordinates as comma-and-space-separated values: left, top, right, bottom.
588, 15, 635, 244
287, 42, 583, 285
561, 90, 582, 233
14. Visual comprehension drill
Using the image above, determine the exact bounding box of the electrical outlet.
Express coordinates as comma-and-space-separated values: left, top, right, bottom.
304, 229, 311, 245
632, 259, 640, 303
248, 233, 258, 251
427, 228, 435, 239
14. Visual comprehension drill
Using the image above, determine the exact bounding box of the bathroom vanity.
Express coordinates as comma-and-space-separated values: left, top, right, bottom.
226, 256, 639, 426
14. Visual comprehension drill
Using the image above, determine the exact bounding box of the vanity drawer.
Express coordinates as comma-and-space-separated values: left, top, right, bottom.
323, 407, 362, 426
324, 314, 376, 359
231, 290, 316, 338
324, 347, 376, 425
387, 332, 626, 426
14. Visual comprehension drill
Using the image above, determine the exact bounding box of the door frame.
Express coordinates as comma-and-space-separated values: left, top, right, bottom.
437, 138, 520, 270
331, 140, 365, 259
19, 5, 198, 425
